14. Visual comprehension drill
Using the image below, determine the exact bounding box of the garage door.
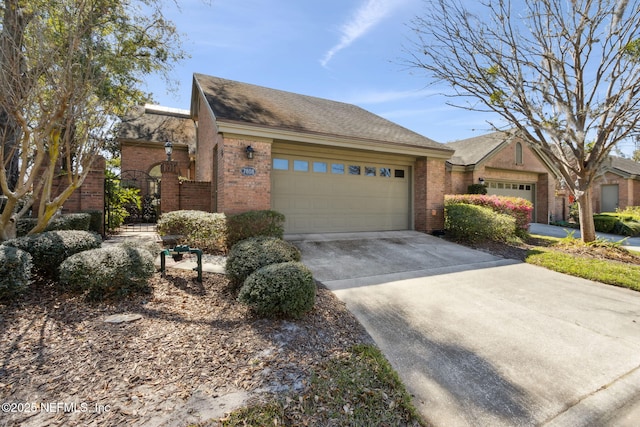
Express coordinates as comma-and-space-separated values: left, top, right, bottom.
271, 152, 411, 233
486, 181, 535, 221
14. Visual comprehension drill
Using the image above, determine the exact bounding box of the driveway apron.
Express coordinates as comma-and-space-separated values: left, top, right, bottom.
288, 231, 640, 427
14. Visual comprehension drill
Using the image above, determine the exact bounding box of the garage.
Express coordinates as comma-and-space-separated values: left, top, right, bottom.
486, 181, 536, 221
271, 145, 412, 233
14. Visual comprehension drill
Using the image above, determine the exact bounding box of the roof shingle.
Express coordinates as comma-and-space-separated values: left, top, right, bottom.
194, 74, 449, 152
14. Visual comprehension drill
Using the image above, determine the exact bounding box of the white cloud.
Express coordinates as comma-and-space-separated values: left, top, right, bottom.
321, 0, 399, 67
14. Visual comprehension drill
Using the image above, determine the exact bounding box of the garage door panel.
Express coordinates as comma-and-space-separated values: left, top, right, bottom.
272, 155, 410, 233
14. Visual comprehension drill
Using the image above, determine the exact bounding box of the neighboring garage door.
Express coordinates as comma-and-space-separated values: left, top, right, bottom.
486, 181, 536, 221
271, 149, 411, 233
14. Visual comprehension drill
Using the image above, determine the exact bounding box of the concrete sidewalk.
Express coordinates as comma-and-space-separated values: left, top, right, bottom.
291, 231, 640, 427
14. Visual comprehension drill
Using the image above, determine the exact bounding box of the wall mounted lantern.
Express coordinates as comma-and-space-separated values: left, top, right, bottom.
245, 145, 255, 160
164, 141, 173, 161
478, 177, 485, 185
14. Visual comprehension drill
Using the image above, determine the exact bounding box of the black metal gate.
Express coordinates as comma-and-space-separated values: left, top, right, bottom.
104, 170, 160, 233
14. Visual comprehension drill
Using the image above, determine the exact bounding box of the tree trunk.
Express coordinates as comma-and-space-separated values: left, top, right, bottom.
578, 192, 596, 243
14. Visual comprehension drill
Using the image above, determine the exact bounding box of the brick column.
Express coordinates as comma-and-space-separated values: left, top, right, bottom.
160, 161, 180, 214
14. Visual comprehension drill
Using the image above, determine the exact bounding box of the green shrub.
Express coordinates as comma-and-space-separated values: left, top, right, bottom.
0, 245, 32, 300
226, 210, 285, 250
16, 213, 92, 237
467, 184, 488, 195
613, 219, 640, 237
593, 214, 618, 233
445, 203, 516, 243
226, 236, 301, 287
445, 194, 532, 237
3, 230, 102, 278
59, 245, 155, 300
117, 238, 162, 257
83, 210, 103, 234
238, 261, 316, 318
157, 210, 227, 253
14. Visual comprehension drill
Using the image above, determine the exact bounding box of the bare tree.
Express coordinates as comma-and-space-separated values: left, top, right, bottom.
407, 0, 640, 242
0, 0, 185, 240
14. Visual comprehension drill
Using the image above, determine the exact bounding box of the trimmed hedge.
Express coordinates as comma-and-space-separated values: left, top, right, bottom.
84, 210, 103, 234
157, 210, 227, 253
593, 214, 618, 233
226, 210, 285, 250
445, 203, 517, 243
17, 213, 92, 237
226, 236, 301, 287
445, 194, 532, 236
0, 245, 32, 300
59, 245, 155, 300
3, 230, 102, 278
238, 261, 316, 319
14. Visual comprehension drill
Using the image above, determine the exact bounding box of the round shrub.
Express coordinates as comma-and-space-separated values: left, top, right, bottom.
59, 245, 155, 300
3, 230, 102, 278
238, 261, 316, 318
0, 245, 32, 300
445, 203, 516, 243
226, 210, 285, 250
226, 236, 301, 287
157, 210, 227, 253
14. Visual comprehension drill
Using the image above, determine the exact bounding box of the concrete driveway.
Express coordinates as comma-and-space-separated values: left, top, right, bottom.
288, 231, 640, 427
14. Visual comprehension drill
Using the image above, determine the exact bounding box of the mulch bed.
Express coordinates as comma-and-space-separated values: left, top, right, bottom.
0, 270, 372, 427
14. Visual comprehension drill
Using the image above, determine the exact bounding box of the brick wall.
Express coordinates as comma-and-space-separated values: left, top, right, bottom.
195, 95, 217, 182
216, 136, 272, 214
414, 158, 427, 232
160, 161, 180, 213
179, 181, 212, 211
121, 143, 190, 179
425, 158, 447, 231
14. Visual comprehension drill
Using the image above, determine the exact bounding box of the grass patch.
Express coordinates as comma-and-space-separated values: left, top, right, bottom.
218, 344, 425, 426
525, 248, 640, 291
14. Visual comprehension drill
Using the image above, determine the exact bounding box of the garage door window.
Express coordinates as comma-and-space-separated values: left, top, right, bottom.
273, 158, 288, 170
294, 160, 309, 172
394, 169, 405, 178
349, 165, 361, 175
331, 163, 344, 174
313, 162, 327, 173
365, 166, 376, 176
380, 168, 391, 177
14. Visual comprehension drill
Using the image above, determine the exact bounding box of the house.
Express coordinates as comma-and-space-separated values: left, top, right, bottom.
445, 131, 558, 223
120, 74, 640, 233
588, 155, 640, 213
119, 74, 455, 234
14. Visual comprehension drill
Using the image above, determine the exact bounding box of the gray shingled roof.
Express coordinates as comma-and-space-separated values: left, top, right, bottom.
445, 131, 510, 166
118, 105, 196, 152
194, 74, 450, 152
610, 156, 640, 176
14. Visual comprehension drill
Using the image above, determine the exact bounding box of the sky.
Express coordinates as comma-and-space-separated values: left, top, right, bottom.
142, 0, 637, 155
142, 0, 501, 145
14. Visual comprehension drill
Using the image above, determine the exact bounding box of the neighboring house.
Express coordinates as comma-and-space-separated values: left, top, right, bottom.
445, 131, 558, 223
118, 104, 197, 191
119, 74, 455, 234
590, 156, 640, 213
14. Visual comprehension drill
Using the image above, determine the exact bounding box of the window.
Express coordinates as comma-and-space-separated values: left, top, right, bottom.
331, 163, 345, 174
364, 166, 376, 176
293, 160, 309, 172
313, 162, 327, 173
380, 168, 391, 177
515, 142, 523, 165
349, 165, 361, 175
394, 169, 405, 178
273, 158, 288, 170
